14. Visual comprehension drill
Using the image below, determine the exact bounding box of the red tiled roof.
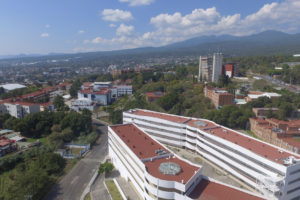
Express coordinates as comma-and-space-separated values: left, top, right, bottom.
21, 90, 46, 99
207, 126, 300, 164
145, 157, 199, 184
5, 101, 37, 106
94, 89, 111, 95
146, 92, 166, 98
188, 179, 264, 200
79, 89, 93, 94
59, 82, 72, 87
111, 124, 169, 160
82, 82, 93, 87
39, 102, 53, 107
0, 136, 13, 147
110, 124, 200, 183
132, 110, 189, 124
130, 110, 300, 164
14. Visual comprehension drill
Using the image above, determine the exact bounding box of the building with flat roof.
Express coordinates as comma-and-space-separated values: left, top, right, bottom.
252, 108, 279, 118
204, 86, 234, 108
80, 82, 132, 100
0, 136, 17, 157
198, 56, 212, 82
0, 84, 26, 92
123, 109, 300, 200
0, 101, 40, 118
109, 123, 264, 200
246, 92, 281, 102
198, 53, 223, 83
250, 118, 300, 154
71, 98, 95, 111
78, 88, 112, 106
212, 53, 223, 83
146, 91, 167, 102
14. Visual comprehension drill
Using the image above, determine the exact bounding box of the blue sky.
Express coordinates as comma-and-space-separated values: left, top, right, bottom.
0, 0, 298, 55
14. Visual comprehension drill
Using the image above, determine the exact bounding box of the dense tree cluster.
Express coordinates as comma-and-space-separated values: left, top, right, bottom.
0, 110, 92, 139
204, 105, 254, 129
0, 144, 66, 200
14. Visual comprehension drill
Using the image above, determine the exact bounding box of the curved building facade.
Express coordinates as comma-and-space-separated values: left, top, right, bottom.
123, 109, 300, 200
109, 123, 264, 200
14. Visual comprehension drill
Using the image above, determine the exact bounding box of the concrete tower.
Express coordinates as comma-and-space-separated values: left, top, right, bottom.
212, 53, 223, 83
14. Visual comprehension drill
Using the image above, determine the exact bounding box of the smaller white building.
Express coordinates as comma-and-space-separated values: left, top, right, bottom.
93, 82, 112, 90
0, 84, 26, 92
246, 92, 282, 102
71, 98, 95, 111
0, 102, 40, 118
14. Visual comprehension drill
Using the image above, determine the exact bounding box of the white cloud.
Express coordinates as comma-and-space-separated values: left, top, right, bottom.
145, 0, 300, 45
92, 37, 103, 44
40, 33, 49, 37
116, 24, 134, 36
78, 30, 85, 34
101, 9, 133, 22
119, 0, 155, 6
45, 24, 50, 28
82, 0, 300, 51
109, 24, 116, 28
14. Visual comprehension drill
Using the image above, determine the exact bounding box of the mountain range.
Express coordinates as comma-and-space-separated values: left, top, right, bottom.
1, 30, 300, 61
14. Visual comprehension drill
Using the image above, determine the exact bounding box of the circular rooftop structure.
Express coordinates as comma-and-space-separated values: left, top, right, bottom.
159, 162, 181, 175
194, 120, 207, 127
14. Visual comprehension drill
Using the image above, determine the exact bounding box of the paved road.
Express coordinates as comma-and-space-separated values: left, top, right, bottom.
90, 174, 110, 200
44, 120, 108, 200
257, 74, 300, 93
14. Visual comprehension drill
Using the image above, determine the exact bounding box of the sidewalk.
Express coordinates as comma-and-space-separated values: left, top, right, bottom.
90, 174, 110, 200
116, 177, 141, 200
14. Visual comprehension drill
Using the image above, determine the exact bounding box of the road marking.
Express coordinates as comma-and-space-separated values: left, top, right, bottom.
71, 176, 79, 185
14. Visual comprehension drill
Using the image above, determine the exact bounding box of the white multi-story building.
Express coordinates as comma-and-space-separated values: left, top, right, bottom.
212, 53, 223, 83
198, 53, 223, 83
71, 98, 95, 111
77, 89, 112, 106
109, 123, 264, 200
123, 109, 300, 200
198, 56, 212, 82
0, 102, 40, 118
116, 85, 132, 97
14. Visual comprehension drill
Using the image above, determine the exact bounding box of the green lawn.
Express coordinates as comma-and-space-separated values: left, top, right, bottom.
26, 137, 47, 144
84, 192, 91, 200
0, 171, 15, 199
71, 148, 84, 156
105, 180, 123, 200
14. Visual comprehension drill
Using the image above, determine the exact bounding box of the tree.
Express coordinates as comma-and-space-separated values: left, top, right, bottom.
217, 75, 231, 88
98, 162, 114, 174
176, 66, 188, 79
158, 91, 178, 111
53, 95, 66, 111
0, 87, 5, 96
278, 102, 294, 120
8, 163, 52, 200
48, 132, 64, 148
70, 79, 82, 98
109, 110, 122, 124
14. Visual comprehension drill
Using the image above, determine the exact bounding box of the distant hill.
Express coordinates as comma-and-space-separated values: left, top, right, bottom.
1, 30, 300, 63
157, 30, 300, 56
